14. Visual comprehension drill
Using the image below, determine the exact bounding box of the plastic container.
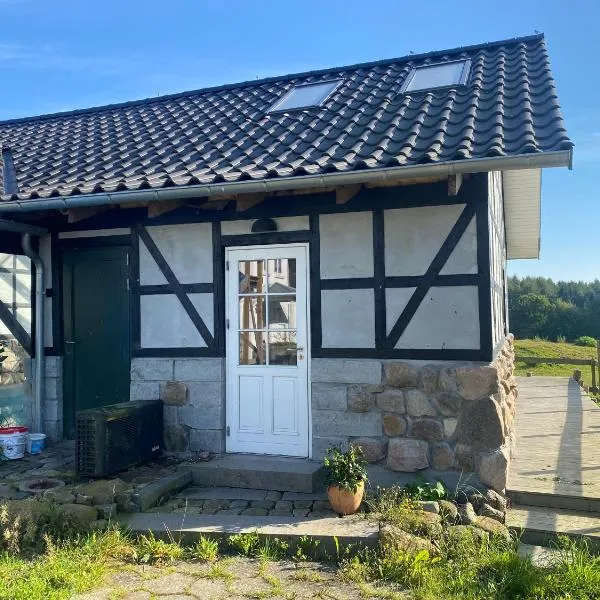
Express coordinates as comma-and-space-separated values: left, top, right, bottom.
0, 426, 28, 459
27, 433, 47, 455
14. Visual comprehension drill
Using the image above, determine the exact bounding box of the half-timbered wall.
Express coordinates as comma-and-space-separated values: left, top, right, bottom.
488, 171, 508, 354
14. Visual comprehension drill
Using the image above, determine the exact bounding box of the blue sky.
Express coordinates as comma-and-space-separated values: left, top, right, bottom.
0, 0, 595, 282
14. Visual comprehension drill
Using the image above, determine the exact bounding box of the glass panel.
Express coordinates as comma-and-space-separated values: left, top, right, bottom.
239, 331, 266, 365
268, 295, 296, 329
239, 260, 266, 293
406, 62, 466, 92
239, 296, 266, 329
269, 331, 297, 366
270, 81, 339, 112
268, 258, 296, 293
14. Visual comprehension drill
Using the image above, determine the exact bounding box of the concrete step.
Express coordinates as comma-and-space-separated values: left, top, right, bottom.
119, 512, 378, 555
182, 455, 325, 493
507, 489, 600, 514
506, 504, 600, 549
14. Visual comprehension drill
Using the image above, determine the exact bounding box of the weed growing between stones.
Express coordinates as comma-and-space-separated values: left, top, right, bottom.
191, 534, 219, 562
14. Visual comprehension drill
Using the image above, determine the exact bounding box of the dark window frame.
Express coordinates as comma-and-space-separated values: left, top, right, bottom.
400, 59, 471, 94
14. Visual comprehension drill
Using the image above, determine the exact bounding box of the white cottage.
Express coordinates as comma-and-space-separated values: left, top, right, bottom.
0, 34, 572, 491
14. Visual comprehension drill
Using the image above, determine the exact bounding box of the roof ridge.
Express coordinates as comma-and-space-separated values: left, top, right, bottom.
0, 33, 545, 128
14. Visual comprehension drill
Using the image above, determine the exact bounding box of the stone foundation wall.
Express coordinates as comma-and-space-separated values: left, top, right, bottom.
130, 357, 225, 454
311, 336, 517, 493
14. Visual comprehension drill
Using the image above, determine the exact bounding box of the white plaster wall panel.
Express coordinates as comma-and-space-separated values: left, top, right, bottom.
59, 228, 131, 239
140, 223, 213, 285
319, 212, 373, 279
140, 293, 213, 348
440, 216, 477, 275
394, 286, 480, 350
384, 205, 466, 276
503, 169, 541, 259
385, 287, 416, 335
321, 289, 375, 348
221, 216, 310, 236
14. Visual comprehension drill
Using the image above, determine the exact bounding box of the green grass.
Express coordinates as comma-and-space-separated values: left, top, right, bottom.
514, 339, 598, 378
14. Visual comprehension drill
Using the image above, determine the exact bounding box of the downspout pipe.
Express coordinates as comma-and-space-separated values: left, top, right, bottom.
21, 233, 44, 434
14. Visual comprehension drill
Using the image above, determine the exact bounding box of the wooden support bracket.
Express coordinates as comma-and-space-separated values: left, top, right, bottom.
236, 193, 266, 211
448, 174, 463, 197
148, 200, 187, 218
335, 184, 362, 205
67, 206, 109, 224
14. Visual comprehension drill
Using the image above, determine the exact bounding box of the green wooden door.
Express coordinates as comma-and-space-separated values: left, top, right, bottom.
63, 246, 131, 439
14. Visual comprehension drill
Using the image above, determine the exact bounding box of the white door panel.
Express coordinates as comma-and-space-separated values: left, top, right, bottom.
226, 244, 309, 457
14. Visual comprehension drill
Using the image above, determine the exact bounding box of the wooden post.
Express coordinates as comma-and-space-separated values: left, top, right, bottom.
592, 358, 597, 392
597, 340, 600, 391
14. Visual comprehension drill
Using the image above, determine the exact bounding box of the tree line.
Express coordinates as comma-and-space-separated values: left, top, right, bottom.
508, 276, 600, 341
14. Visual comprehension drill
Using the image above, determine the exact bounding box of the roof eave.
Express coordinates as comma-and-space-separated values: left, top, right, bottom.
0, 149, 572, 214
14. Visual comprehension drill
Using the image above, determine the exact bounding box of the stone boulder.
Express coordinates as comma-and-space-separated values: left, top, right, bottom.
399, 509, 443, 537
161, 381, 188, 406
417, 501, 439, 514
485, 489, 507, 512
60, 504, 99, 528
387, 438, 429, 472
478, 503, 505, 523
383, 414, 407, 437
431, 443, 455, 470
352, 437, 387, 463
379, 523, 437, 555
405, 390, 437, 417
456, 366, 500, 401
347, 386, 376, 412
454, 396, 504, 451
445, 525, 489, 546
458, 502, 477, 525
411, 418, 444, 442
376, 389, 405, 414
474, 516, 511, 541
438, 500, 459, 524
384, 362, 419, 388
478, 445, 510, 493
76, 479, 130, 505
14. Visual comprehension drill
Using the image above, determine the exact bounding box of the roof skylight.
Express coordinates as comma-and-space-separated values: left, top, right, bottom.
268, 80, 341, 112
401, 60, 471, 93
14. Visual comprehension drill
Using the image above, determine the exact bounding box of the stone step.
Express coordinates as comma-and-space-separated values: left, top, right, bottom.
119, 512, 378, 555
182, 455, 325, 493
506, 505, 600, 549
507, 489, 600, 514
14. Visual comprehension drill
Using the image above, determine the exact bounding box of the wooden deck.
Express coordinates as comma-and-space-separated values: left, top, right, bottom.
508, 377, 600, 508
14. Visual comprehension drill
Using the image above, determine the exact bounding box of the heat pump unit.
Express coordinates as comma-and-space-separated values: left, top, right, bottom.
76, 400, 163, 477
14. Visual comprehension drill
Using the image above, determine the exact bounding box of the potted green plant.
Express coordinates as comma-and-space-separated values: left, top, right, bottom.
323, 445, 368, 515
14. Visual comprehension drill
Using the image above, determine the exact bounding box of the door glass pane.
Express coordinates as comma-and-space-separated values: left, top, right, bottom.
239, 260, 266, 293
268, 258, 296, 293
269, 331, 297, 366
239, 331, 266, 365
268, 295, 296, 329
239, 296, 266, 329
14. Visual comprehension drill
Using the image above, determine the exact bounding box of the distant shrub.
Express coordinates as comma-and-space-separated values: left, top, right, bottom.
556, 335, 566, 344
575, 336, 596, 347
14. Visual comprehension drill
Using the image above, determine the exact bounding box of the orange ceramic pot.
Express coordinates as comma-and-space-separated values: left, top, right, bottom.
327, 479, 365, 515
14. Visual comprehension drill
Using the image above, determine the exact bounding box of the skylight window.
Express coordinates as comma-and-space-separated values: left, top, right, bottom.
401, 60, 471, 93
268, 80, 341, 112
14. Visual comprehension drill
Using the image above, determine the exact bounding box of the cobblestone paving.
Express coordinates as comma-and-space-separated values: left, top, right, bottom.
152, 487, 342, 519
72, 556, 404, 599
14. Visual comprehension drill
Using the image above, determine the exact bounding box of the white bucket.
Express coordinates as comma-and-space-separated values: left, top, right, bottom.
0, 426, 28, 460
27, 433, 47, 455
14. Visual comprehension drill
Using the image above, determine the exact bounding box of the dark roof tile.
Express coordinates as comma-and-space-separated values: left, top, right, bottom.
0, 34, 572, 202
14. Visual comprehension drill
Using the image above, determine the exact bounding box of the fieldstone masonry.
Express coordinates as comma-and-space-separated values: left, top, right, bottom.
311, 336, 517, 493
130, 357, 225, 454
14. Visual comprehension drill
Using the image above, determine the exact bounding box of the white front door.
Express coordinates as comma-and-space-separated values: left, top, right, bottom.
225, 244, 310, 457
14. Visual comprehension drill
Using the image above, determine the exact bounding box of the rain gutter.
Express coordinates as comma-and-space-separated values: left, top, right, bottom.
0, 150, 572, 214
